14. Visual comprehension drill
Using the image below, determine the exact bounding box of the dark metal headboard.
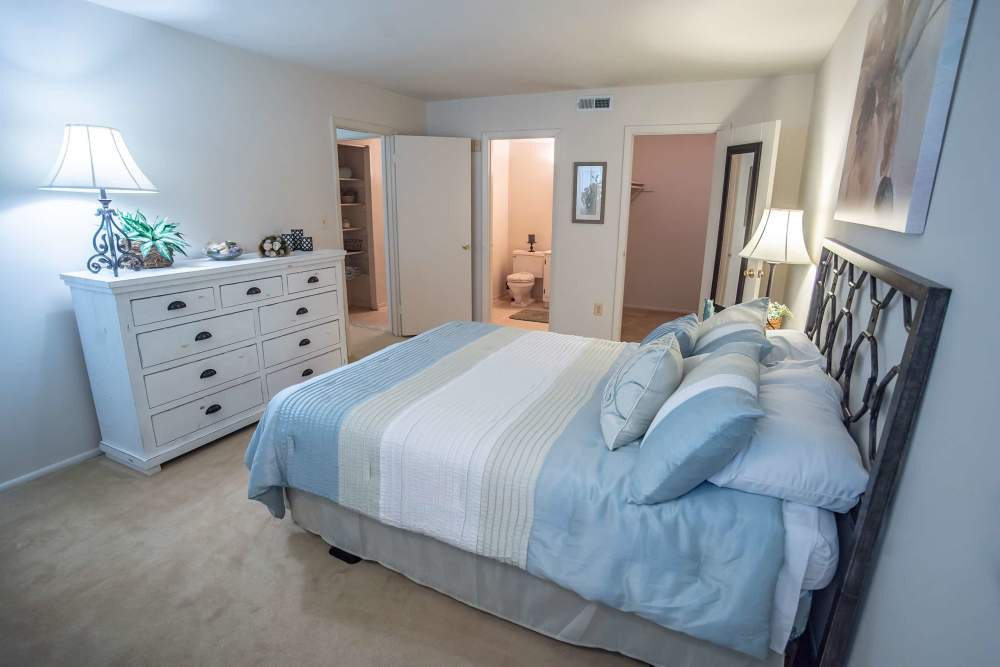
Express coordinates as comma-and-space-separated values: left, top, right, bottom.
792, 239, 950, 667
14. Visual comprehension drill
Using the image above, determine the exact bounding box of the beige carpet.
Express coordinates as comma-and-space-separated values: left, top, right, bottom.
620, 307, 687, 343
0, 391, 637, 665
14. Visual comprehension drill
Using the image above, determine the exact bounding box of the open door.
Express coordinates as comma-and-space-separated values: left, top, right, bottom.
701, 121, 780, 308
386, 136, 472, 336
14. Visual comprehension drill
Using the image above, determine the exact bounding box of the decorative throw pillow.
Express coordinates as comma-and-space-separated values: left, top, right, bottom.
693, 297, 771, 359
709, 364, 869, 512
628, 346, 764, 504
600, 335, 683, 450
640, 313, 699, 356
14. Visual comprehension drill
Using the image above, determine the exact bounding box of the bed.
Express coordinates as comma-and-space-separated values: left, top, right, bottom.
245, 240, 949, 667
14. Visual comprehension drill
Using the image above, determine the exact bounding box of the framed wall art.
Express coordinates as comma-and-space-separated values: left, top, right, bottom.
572, 161, 607, 224
835, 0, 974, 234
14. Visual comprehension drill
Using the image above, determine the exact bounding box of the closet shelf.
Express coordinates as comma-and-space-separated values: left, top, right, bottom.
346, 250, 366, 256
341, 227, 363, 232
340, 202, 366, 207
339, 177, 363, 182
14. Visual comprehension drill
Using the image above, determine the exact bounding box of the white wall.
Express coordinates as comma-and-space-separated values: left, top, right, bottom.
0, 0, 424, 487
783, 1, 1000, 664
427, 74, 814, 338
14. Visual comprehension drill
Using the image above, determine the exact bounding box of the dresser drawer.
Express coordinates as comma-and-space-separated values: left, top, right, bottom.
220, 275, 283, 307
258, 291, 338, 334
131, 287, 216, 326
151, 379, 263, 446
262, 320, 341, 368
288, 267, 337, 294
266, 349, 343, 399
137, 310, 255, 368
144, 344, 259, 408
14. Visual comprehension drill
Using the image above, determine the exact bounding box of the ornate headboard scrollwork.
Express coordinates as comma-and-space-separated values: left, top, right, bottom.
793, 240, 950, 667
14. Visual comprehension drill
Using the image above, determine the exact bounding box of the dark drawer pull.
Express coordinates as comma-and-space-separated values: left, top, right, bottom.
167, 300, 186, 311
299, 338, 311, 347
195, 331, 212, 342
246, 286, 261, 295
301, 368, 314, 377
199, 368, 217, 379
307, 276, 319, 284
296, 307, 309, 316
205, 404, 222, 414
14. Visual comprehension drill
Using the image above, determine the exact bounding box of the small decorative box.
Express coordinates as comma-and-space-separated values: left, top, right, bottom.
281, 233, 296, 251
289, 229, 305, 249
299, 236, 314, 251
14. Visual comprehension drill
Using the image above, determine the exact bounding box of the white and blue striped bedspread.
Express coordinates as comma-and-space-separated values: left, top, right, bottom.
246, 321, 783, 657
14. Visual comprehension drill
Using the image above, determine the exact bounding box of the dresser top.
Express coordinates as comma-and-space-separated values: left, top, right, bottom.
61, 249, 346, 292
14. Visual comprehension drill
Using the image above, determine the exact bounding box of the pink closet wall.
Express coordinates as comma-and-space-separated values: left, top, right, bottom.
623, 133, 716, 313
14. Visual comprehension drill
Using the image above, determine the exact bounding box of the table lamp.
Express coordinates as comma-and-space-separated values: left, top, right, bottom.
40, 124, 157, 276
739, 208, 811, 297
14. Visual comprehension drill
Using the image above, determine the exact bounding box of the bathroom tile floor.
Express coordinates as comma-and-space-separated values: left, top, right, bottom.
491, 298, 549, 332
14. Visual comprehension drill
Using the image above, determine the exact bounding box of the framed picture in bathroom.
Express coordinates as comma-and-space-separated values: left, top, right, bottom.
572, 162, 606, 224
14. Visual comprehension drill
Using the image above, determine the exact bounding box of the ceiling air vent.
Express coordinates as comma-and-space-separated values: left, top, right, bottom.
576, 95, 613, 112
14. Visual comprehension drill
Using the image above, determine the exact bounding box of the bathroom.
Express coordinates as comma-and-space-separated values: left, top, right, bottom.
488, 137, 555, 331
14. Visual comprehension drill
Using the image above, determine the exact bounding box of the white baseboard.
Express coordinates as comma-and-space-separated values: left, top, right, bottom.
0, 448, 101, 493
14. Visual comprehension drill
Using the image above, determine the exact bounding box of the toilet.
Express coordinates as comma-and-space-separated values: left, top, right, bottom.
507, 250, 548, 307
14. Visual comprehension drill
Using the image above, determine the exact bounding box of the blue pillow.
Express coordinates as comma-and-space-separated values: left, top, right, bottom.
640, 313, 699, 356
693, 298, 771, 359
600, 335, 683, 450
628, 346, 764, 504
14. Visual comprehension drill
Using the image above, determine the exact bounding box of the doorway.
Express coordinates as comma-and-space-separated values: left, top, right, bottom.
613, 121, 781, 341
335, 127, 393, 338
620, 132, 718, 342
486, 137, 555, 332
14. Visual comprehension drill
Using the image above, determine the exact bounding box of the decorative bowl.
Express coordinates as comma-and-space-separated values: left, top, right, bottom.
204, 241, 244, 261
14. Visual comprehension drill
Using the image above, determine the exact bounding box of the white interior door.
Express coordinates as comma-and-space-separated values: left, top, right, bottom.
699, 121, 781, 306
386, 135, 472, 336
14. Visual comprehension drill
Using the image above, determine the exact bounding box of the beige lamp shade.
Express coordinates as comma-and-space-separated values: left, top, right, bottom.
40, 124, 157, 193
739, 208, 811, 264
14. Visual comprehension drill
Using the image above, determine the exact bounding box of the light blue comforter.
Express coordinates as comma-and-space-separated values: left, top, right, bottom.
246, 321, 783, 657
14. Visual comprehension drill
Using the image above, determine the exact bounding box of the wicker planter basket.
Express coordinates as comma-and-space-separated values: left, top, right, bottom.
131, 241, 173, 268
767, 316, 783, 329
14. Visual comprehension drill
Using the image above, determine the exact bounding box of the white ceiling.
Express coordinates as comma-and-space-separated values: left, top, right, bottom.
90, 0, 856, 101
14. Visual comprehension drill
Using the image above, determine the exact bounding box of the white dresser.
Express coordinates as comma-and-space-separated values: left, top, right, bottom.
61, 250, 348, 474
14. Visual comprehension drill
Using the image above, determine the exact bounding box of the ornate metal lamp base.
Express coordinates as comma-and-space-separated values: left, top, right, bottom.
87, 188, 142, 277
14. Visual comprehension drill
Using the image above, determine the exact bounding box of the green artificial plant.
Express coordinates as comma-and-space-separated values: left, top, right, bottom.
119, 209, 189, 262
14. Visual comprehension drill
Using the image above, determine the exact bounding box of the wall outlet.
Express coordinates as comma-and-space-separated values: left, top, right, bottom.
593, 303, 603, 317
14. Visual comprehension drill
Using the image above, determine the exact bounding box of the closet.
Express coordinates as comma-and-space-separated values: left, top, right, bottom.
337, 142, 378, 309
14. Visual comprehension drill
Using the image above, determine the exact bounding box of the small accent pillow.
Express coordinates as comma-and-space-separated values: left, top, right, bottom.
640, 313, 699, 356
708, 364, 869, 512
600, 335, 683, 450
693, 297, 771, 359
628, 346, 764, 503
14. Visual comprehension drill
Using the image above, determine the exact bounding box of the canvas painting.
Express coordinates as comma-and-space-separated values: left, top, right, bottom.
835, 0, 973, 234
573, 162, 607, 223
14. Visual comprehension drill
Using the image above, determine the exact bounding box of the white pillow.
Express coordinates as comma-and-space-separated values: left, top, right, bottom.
600, 335, 683, 450
763, 329, 824, 368
770, 502, 840, 652
708, 364, 869, 512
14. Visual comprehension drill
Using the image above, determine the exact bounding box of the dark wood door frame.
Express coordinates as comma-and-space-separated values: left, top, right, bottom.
709, 141, 762, 307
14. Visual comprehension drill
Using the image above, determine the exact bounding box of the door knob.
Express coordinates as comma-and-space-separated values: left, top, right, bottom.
461, 244, 470, 250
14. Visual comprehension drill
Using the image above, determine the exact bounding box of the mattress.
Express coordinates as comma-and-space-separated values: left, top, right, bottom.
247, 321, 835, 658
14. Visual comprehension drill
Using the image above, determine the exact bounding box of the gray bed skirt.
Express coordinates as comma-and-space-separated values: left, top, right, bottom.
288, 489, 779, 667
